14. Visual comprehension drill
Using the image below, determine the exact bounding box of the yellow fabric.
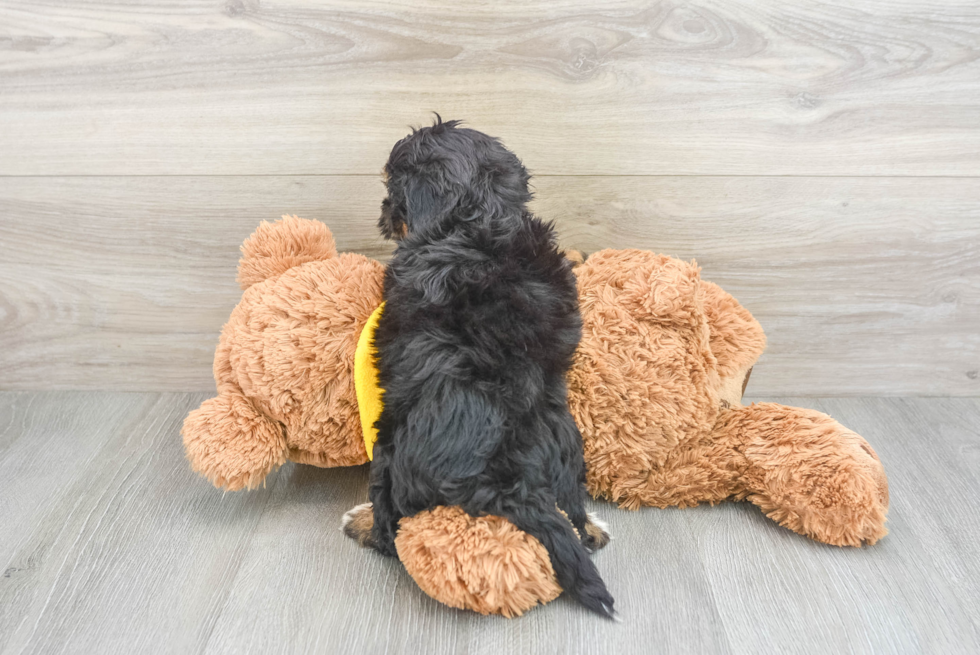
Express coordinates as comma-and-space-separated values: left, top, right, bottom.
354, 302, 385, 461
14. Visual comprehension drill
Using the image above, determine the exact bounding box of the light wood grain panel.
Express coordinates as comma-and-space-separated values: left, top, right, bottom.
1, 0, 979, 175
546, 175, 980, 396
0, 175, 391, 391
0, 392, 282, 655
2, 175, 977, 395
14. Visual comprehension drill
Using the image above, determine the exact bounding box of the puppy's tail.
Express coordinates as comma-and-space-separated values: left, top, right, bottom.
500, 498, 616, 619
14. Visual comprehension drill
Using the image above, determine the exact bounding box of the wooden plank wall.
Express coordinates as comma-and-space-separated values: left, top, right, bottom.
1, 0, 978, 395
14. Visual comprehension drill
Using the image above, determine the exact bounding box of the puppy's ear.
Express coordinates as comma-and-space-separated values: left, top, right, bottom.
405, 174, 460, 238
479, 159, 531, 218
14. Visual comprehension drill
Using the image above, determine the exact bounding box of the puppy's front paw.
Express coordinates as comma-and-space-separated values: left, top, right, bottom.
583, 512, 611, 552
341, 502, 375, 548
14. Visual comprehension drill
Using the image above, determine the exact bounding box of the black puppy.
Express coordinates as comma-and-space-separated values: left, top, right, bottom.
344, 117, 614, 618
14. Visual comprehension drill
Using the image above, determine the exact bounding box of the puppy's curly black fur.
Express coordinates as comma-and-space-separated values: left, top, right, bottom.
363, 117, 614, 617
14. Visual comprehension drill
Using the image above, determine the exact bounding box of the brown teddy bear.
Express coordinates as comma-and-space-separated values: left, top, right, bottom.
182, 215, 889, 617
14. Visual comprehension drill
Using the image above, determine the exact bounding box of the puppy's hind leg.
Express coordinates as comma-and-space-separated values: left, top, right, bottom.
342, 502, 376, 548
583, 513, 612, 552
367, 445, 401, 558
548, 408, 611, 552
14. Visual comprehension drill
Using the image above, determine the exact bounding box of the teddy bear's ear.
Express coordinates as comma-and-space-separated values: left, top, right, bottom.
236, 215, 338, 290
699, 280, 766, 380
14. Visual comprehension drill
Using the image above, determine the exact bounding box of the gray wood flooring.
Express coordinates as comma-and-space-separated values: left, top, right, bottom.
0, 392, 977, 654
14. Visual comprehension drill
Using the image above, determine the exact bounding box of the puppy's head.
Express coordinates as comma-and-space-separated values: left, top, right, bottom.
379, 116, 531, 241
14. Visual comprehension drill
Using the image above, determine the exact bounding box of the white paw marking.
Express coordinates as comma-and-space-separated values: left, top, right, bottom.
588, 512, 611, 537
340, 502, 372, 530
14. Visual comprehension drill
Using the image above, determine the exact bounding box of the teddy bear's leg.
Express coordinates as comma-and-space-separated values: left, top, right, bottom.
717, 403, 889, 546
182, 391, 288, 491
397, 507, 563, 617
342, 504, 582, 616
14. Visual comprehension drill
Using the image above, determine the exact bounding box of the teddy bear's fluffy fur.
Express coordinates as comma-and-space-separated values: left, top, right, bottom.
182, 217, 382, 488
183, 215, 889, 617
569, 249, 888, 546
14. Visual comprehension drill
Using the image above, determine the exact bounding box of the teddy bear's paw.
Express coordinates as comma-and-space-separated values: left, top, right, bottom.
341, 502, 376, 548
583, 512, 612, 552
395, 506, 562, 617
182, 392, 288, 491
799, 426, 889, 547
733, 403, 890, 547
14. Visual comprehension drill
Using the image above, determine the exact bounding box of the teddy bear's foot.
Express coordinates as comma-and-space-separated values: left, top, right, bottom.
395, 506, 562, 617
182, 391, 288, 491
721, 403, 889, 546
345, 504, 601, 616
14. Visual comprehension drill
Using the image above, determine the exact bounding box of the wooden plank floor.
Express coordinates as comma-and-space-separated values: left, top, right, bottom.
1, 392, 977, 654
